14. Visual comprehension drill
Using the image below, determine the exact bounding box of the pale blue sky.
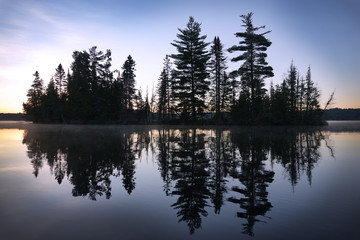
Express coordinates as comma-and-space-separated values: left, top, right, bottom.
1, 0, 359, 112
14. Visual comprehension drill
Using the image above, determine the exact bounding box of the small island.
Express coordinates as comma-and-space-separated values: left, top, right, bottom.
23, 13, 329, 125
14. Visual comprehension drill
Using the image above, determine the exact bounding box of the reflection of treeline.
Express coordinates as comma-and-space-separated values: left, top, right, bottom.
23, 13, 325, 125
23, 126, 141, 200
155, 127, 329, 235
269, 129, 324, 186
22, 126, 330, 235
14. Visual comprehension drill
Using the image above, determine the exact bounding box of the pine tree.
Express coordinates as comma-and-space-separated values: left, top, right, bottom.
228, 12, 273, 122
111, 71, 124, 121
220, 71, 234, 112
304, 66, 321, 123
149, 84, 156, 122
229, 72, 239, 108
23, 71, 44, 122
88, 46, 113, 121
157, 68, 167, 120
54, 64, 66, 95
121, 55, 136, 111
209, 36, 227, 120
42, 78, 59, 122
135, 88, 145, 111
171, 17, 210, 121
297, 76, 306, 122
144, 88, 150, 123
285, 61, 298, 121
157, 55, 172, 121
67, 50, 91, 121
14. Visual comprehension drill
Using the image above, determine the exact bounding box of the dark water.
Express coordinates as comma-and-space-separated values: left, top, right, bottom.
0, 121, 359, 240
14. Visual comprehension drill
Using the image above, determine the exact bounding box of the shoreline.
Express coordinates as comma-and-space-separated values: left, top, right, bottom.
1, 120, 360, 132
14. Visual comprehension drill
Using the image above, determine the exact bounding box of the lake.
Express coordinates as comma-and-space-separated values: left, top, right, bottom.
0, 121, 359, 240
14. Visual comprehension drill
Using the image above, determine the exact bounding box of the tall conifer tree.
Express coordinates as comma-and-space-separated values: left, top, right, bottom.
228, 12, 273, 122
54, 64, 66, 95
23, 71, 44, 122
171, 17, 210, 121
157, 55, 172, 121
285, 61, 298, 121
121, 55, 136, 111
209, 36, 227, 120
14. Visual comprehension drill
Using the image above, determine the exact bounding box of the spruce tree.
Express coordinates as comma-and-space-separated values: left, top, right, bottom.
285, 61, 298, 121
171, 17, 210, 121
23, 71, 44, 122
111, 71, 124, 121
157, 55, 172, 121
67, 50, 91, 121
209, 36, 227, 120
121, 55, 136, 111
157, 68, 167, 120
220, 71, 233, 112
88, 46, 113, 121
42, 78, 59, 122
54, 64, 66, 96
228, 12, 273, 122
304, 66, 321, 123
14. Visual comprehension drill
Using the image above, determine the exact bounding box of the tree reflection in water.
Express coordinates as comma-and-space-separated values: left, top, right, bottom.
229, 130, 274, 236
22, 125, 331, 235
23, 126, 138, 200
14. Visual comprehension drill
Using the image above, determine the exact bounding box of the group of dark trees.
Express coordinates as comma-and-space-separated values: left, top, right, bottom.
23, 13, 325, 125
23, 126, 329, 235
23, 47, 150, 124
156, 13, 325, 125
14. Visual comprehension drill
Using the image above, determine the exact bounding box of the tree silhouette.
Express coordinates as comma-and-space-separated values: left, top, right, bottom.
269, 62, 323, 125
157, 56, 173, 121
229, 12, 274, 123
67, 50, 92, 121
171, 17, 210, 122
121, 55, 136, 113
209, 37, 227, 122
23, 71, 44, 123
54, 63, 66, 96
42, 78, 60, 122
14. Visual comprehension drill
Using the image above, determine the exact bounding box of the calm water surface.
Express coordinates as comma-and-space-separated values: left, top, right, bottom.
0, 121, 359, 240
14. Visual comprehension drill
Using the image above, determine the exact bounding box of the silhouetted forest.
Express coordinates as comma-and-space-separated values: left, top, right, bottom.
22, 126, 330, 235
23, 13, 325, 125
0, 113, 24, 121
323, 108, 360, 120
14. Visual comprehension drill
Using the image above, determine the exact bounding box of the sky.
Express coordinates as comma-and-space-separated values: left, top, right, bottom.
1, 0, 359, 113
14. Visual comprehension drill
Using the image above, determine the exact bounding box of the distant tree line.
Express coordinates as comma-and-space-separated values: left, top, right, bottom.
323, 108, 360, 120
0, 113, 23, 121
23, 13, 325, 125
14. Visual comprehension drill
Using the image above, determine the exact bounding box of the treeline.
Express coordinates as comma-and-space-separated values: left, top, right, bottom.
0, 113, 23, 121
323, 108, 360, 120
23, 13, 324, 125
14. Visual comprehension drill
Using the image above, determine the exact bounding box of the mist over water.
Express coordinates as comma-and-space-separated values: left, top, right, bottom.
0, 122, 359, 239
